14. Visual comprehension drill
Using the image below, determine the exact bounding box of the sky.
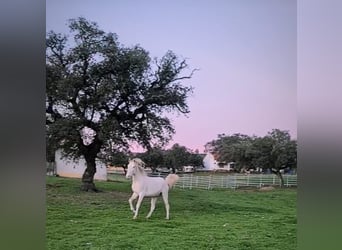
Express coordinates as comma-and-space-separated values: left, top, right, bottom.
46, 0, 297, 153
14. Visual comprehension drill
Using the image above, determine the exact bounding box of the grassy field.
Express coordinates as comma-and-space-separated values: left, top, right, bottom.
46, 176, 297, 250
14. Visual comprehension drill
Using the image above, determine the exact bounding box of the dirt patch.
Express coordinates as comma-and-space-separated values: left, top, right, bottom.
234, 186, 259, 192
259, 186, 275, 191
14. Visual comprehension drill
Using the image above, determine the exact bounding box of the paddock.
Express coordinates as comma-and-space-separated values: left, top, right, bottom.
46, 176, 297, 249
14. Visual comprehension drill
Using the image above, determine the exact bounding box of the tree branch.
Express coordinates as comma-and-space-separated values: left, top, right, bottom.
172, 68, 199, 82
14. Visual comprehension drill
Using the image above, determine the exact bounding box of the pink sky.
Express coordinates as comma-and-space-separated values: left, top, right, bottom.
47, 0, 297, 153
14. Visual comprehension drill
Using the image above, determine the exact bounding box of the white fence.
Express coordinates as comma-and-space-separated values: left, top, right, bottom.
103, 172, 297, 190
174, 174, 297, 190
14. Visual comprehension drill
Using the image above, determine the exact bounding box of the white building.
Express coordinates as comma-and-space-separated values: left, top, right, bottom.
202, 152, 234, 171
183, 166, 195, 173
55, 149, 107, 181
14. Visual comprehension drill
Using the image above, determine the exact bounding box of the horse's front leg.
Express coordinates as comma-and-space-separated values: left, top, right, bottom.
133, 193, 145, 219
128, 193, 138, 213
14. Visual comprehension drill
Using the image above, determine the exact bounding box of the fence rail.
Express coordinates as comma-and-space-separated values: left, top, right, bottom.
174, 174, 297, 190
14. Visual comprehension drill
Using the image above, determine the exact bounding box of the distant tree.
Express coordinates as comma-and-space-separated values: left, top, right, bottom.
229, 138, 256, 172
46, 17, 195, 191
139, 147, 165, 172
206, 129, 297, 185
209, 133, 254, 171
164, 144, 192, 173
251, 129, 297, 186
104, 149, 130, 174
187, 151, 204, 168
136, 145, 203, 172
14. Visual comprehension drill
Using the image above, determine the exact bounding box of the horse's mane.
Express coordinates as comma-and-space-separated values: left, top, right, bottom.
132, 158, 147, 175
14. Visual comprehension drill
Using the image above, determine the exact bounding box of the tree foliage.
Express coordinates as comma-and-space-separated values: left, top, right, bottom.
46, 17, 195, 190
164, 144, 193, 173
137, 144, 203, 173
251, 129, 297, 185
207, 129, 297, 187
138, 147, 165, 172
207, 133, 255, 171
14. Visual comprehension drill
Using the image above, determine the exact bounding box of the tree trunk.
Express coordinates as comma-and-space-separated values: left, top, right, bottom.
80, 137, 102, 192
272, 170, 284, 188
81, 155, 99, 192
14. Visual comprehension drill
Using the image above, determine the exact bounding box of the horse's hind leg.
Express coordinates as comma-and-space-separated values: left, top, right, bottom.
146, 197, 157, 219
128, 193, 138, 213
162, 191, 170, 220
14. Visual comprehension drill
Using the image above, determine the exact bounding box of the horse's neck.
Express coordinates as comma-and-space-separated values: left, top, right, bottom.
132, 172, 146, 182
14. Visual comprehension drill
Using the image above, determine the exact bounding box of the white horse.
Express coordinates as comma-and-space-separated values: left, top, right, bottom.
125, 158, 179, 220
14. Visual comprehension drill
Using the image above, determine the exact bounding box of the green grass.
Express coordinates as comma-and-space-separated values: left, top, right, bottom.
46, 177, 297, 250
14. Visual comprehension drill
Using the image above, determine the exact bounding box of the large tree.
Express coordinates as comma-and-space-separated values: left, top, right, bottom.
46, 17, 195, 191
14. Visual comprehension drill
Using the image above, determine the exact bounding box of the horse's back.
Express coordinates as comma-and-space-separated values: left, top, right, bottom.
142, 176, 168, 196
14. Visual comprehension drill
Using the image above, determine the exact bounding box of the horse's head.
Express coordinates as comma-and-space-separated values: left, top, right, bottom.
126, 158, 146, 178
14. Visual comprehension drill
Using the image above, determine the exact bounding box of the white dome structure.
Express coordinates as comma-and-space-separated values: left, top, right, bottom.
202, 153, 233, 171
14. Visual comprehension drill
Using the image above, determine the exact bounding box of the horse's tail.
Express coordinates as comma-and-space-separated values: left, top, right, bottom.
165, 174, 180, 188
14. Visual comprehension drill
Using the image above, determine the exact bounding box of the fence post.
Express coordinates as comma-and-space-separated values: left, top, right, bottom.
190, 174, 193, 189
208, 175, 211, 190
